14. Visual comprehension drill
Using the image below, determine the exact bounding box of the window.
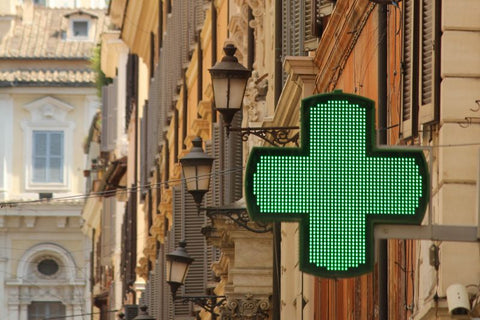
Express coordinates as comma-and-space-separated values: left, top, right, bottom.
32, 131, 64, 183
28, 302, 65, 320
22, 96, 74, 192
37, 259, 59, 276
33, 0, 46, 5
401, 0, 440, 139
72, 20, 88, 37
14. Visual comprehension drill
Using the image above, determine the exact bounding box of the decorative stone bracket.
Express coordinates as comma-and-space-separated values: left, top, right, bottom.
219, 294, 271, 320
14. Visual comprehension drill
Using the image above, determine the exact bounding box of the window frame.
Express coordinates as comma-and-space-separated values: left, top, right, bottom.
32, 130, 65, 184
22, 97, 74, 192
69, 18, 91, 41
28, 301, 66, 320
24, 123, 72, 191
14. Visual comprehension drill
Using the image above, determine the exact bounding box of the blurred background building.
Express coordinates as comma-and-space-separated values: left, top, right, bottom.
0, 0, 106, 319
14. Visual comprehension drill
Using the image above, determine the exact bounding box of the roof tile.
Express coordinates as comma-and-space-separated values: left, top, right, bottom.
0, 7, 107, 59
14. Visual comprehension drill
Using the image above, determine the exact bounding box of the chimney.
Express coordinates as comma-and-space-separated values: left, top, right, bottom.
0, 0, 15, 16
22, 0, 34, 25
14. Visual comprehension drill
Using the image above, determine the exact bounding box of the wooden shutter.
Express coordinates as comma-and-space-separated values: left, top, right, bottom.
140, 102, 148, 197
100, 197, 114, 266
206, 122, 223, 207
224, 113, 243, 204
401, 0, 419, 139
163, 233, 175, 319
181, 181, 207, 296
171, 186, 190, 315
418, 0, 440, 125
282, 1, 307, 84
171, 183, 209, 315
282, 1, 304, 57
151, 251, 164, 318
101, 85, 109, 150
147, 74, 160, 176
305, 1, 314, 42
101, 81, 118, 152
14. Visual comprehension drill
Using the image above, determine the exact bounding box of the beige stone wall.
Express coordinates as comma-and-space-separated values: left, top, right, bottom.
415, 0, 480, 318
8, 90, 97, 198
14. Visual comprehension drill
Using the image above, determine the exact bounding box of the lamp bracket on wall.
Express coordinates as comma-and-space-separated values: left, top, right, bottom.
201, 206, 272, 233
228, 126, 300, 147
174, 295, 226, 315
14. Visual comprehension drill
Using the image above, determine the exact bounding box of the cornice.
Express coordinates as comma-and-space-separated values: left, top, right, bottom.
272, 56, 318, 128
314, 0, 375, 92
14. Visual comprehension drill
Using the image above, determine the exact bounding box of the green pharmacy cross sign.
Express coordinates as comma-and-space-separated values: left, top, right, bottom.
245, 91, 429, 278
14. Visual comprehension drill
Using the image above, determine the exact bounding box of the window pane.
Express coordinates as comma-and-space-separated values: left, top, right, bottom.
49, 133, 63, 156
28, 302, 66, 320
73, 21, 88, 37
33, 157, 46, 182
33, 132, 47, 156
31, 131, 64, 184
48, 158, 63, 183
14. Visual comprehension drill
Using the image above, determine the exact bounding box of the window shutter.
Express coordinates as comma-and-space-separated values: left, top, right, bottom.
171, 183, 210, 315
418, 0, 440, 125
207, 122, 224, 207
110, 79, 118, 150
163, 233, 175, 319
140, 103, 148, 196
100, 197, 114, 265
181, 181, 207, 296
195, 0, 206, 31
101, 86, 109, 151
171, 186, 190, 315
304, 0, 316, 49
147, 79, 157, 174
282, 1, 308, 84
151, 252, 164, 318
224, 113, 243, 204
401, 0, 419, 139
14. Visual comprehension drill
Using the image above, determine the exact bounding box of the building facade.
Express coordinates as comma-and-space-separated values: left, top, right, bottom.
0, 0, 106, 319
90, 0, 480, 319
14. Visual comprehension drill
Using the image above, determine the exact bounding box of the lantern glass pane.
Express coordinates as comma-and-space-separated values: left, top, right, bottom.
212, 77, 229, 110
228, 78, 248, 110
196, 164, 212, 191
182, 165, 198, 191
166, 259, 190, 284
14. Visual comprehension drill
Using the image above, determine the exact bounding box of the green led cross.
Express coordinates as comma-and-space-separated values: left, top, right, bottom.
245, 91, 429, 278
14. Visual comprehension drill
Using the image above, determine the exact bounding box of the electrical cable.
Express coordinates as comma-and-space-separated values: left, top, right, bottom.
0, 166, 244, 207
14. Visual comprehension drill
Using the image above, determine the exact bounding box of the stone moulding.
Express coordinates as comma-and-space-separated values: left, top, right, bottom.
219, 294, 271, 320
314, 1, 375, 92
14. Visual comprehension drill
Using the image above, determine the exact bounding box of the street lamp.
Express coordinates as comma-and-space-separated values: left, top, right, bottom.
132, 305, 156, 320
209, 43, 252, 128
165, 241, 226, 319
179, 142, 271, 233
165, 240, 194, 298
209, 43, 299, 147
179, 137, 214, 208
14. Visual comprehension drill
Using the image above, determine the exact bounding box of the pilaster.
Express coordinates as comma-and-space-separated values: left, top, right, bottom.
0, 94, 13, 200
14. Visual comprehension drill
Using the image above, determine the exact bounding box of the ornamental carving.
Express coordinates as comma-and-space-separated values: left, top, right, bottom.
219, 294, 271, 320
246, 0, 265, 68
244, 70, 268, 124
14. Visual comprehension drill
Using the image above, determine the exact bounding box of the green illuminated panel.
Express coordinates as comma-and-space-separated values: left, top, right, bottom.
245, 91, 429, 278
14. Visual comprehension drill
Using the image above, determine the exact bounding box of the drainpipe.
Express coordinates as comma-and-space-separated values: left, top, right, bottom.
377, 3, 388, 320
272, 1, 282, 320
